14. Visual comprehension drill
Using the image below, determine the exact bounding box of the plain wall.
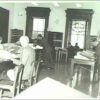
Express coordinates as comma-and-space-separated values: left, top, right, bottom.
13, 3, 66, 47
1, 3, 100, 47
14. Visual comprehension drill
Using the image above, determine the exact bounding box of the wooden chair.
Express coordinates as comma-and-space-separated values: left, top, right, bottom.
56, 48, 68, 63
31, 60, 42, 85
97, 69, 100, 98
22, 60, 42, 89
0, 64, 24, 98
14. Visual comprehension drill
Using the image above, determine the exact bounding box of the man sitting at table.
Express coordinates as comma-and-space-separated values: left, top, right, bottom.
34, 34, 54, 69
7, 35, 36, 82
67, 42, 76, 63
0, 36, 16, 80
74, 43, 80, 55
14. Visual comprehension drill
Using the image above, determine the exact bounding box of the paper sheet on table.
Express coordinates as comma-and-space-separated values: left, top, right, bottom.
74, 54, 90, 60
80, 50, 95, 59
32, 45, 43, 49
74, 52, 90, 60
0, 50, 17, 60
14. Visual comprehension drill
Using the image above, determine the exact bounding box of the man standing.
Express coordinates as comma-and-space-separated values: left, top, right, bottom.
36, 34, 54, 69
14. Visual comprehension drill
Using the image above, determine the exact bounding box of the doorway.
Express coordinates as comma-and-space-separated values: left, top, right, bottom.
0, 7, 9, 43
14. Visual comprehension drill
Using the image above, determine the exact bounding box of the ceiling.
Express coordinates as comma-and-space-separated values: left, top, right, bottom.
28, 1, 100, 11
0, 0, 100, 10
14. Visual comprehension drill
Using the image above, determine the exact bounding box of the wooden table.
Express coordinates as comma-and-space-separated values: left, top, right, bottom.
2, 43, 43, 58
14, 77, 92, 99
70, 53, 95, 82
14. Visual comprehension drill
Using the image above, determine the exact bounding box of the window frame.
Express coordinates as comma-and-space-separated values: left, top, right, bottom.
64, 9, 94, 50
25, 7, 51, 38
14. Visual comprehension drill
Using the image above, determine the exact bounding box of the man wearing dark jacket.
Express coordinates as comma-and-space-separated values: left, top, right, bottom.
36, 34, 54, 69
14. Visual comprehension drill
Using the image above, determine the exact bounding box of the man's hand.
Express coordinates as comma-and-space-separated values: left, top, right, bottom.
10, 58, 21, 65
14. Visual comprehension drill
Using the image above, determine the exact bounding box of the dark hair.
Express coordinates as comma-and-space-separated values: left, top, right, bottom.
75, 43, 78, 45
37, 34, 43, 37
68, 42, 71, 45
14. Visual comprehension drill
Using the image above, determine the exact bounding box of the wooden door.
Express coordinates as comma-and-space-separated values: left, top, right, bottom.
0, 7, 9, 43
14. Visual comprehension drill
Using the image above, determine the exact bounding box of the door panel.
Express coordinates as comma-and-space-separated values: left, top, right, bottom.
0, 7, 9, 43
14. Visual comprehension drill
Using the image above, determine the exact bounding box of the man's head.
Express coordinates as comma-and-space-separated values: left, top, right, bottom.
75, 43, 78, 46
37, 34, 43, 40
19, 36, 29, 47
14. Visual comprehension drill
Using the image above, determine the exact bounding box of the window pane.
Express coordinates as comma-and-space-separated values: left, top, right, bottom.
77, 35, 85, 48
72, 21, 86, 35
71, 34, 85, 48
71, 35, 78, 46
38, 31, 44, 35
71, 20, 86, 49
32, 18, 45, 39
33, 18, 45, 31
32, 31, 38, 39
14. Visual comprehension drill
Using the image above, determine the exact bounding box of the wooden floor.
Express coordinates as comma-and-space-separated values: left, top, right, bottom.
38, 60, 99, 98
0, 59, 99, 98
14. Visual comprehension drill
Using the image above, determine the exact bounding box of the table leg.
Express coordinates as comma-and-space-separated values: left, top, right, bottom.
66, 53, 68, 63
90, 64, 95, 82
97, 78, 100, 98
58, 51, 60, 63
89, 83, 92, 96
0, 89, 3, 98
70, 59, 74, 80
60, 52, 62, 61
56, 51, 58, 62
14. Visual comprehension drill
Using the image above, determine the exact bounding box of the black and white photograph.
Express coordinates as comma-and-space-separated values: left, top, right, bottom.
0, 0, 99, 99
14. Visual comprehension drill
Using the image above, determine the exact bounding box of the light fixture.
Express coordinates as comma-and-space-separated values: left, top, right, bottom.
53, 2, 60, 7
31, 1, 39, 6
76, 3, 82, 8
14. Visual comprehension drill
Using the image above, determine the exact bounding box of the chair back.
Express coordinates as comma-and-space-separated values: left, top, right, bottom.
13, 64, 24, 96
97, 73, 100, 98
30, 60, 42, 85
34, 60, 41, 78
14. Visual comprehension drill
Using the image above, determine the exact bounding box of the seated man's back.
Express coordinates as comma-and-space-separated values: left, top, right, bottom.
7, 36, 36, 81
68, 46, 76, 58
21, 45, 35, 80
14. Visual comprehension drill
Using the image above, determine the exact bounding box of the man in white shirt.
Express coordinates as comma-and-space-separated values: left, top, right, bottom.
7, 36, 36, 81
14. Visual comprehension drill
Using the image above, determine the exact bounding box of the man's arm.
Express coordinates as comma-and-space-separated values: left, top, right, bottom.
10, 49, 29, 66
11, 50, 29, 65
20, 48, 30, 66
11, 58, 21, 65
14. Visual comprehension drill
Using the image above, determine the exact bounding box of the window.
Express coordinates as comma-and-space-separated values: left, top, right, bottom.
71, 20, 86, 49
25, 7, 50, 38
64, 9, 94, 49
32, 18, 45, 39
